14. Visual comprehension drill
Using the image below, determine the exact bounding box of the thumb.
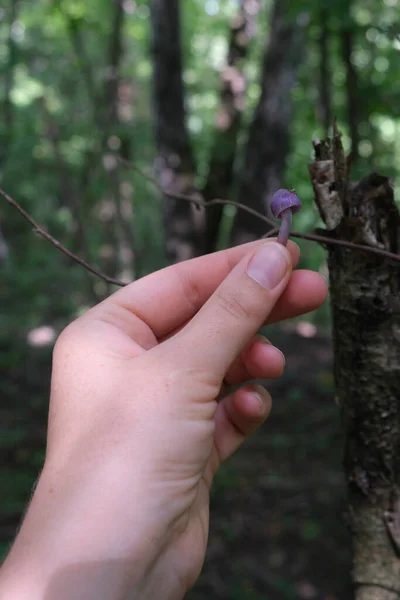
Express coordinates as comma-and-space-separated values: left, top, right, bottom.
172, 242, 293, 379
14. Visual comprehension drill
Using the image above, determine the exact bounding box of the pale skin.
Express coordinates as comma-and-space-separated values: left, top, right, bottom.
0, 240, 327, 600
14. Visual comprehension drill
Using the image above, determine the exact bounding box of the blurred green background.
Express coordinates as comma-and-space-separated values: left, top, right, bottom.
1, 0, 399, 597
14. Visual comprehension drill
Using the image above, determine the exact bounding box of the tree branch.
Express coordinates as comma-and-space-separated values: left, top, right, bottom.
124, 160, 400, 264
0, 187, 126, 287
3, 161, 400, 297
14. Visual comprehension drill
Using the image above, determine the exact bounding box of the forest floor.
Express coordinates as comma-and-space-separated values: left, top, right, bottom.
0, 327, 352, 600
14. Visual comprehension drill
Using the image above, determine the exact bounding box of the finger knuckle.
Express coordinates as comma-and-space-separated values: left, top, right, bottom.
216, 291, 253, 322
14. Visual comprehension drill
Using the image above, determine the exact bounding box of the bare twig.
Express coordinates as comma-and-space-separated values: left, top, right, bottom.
125, 159, 400, 264
291, 230, 400, 263
120, 159, 277, 229
2, 163, 400, 298
0, 187, 126, 287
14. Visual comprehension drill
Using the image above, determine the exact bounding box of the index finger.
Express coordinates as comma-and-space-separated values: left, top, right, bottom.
92, 240, 300, 343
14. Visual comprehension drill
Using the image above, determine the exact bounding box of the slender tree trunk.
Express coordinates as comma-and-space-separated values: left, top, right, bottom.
101, 0, 136, 284
309, 129, 400, 600
59, 8, 99, 117
318, 3, 332, 137
37, 97, 100, 301
1, 0, 18, 167
203, 0, 261, 254
150, 0, 205, 263
341, 4, 360, 162
0, 0, 18, 260
61, 0, 135, 284
230, 0, 305, 246
0, 225, 8, 263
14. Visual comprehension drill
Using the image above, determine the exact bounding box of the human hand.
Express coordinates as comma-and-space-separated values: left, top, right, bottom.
0, 240, 327, 600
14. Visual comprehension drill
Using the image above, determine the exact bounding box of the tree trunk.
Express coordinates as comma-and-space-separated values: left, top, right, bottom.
203, 0, 261, 254
341, 4, 360, 163
318, 3, 332, 137
230, 0, 305, 246
150, 0, 205, 263
61, 0, 136, 284
309, 129, 400, 599
0, 225, 9, 263
58, 5, 99, 119
0, 0, 18, 170
102, 0, 136, 284
0, 0, 17, 261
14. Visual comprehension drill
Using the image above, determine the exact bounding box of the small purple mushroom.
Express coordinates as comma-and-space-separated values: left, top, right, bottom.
270, 189, 302, 246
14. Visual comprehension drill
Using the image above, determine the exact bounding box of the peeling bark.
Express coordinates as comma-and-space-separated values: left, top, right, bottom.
203, 0, 261, 254
309, 129, 400, 600
150, 0, 205, 262
230, 0, 305, 246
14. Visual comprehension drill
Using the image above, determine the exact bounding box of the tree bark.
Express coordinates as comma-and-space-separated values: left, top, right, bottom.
203, 0, 261, 254
230, 0, 305, 246
309, 129, 400, 600
150, 0, 205, 263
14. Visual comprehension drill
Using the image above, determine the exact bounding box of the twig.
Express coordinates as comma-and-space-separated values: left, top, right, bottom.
125, 159, 400, 264
263, 227, 280, 239
0, 187, 127, 287
3, 164, 400, 297
119, 158, 277, 229
291, 230, 400, 262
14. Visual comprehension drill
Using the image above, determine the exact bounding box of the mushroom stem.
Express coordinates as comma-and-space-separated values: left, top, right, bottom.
277, 209, 292, 246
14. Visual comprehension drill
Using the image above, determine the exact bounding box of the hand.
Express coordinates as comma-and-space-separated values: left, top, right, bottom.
0, 240, 327, 600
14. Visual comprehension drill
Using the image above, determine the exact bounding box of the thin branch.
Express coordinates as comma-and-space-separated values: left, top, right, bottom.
3, 166, 400, 298
120, 159, 277, 228
0, 187, 126, 287
291, 230, 400, 262
125, 159, 400, 264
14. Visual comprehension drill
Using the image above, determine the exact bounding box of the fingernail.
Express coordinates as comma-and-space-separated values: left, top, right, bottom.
254, 393, 267, 414
276, 348, 286, 367
258, 336, 271, 345
246, 243, 290, 290
259, 339, 286, 367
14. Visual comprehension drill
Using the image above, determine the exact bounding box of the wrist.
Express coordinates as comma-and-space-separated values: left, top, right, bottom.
0, 460, 172, 600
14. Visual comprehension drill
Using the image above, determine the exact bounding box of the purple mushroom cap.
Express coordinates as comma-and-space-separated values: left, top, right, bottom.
270, 189, 302, 219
